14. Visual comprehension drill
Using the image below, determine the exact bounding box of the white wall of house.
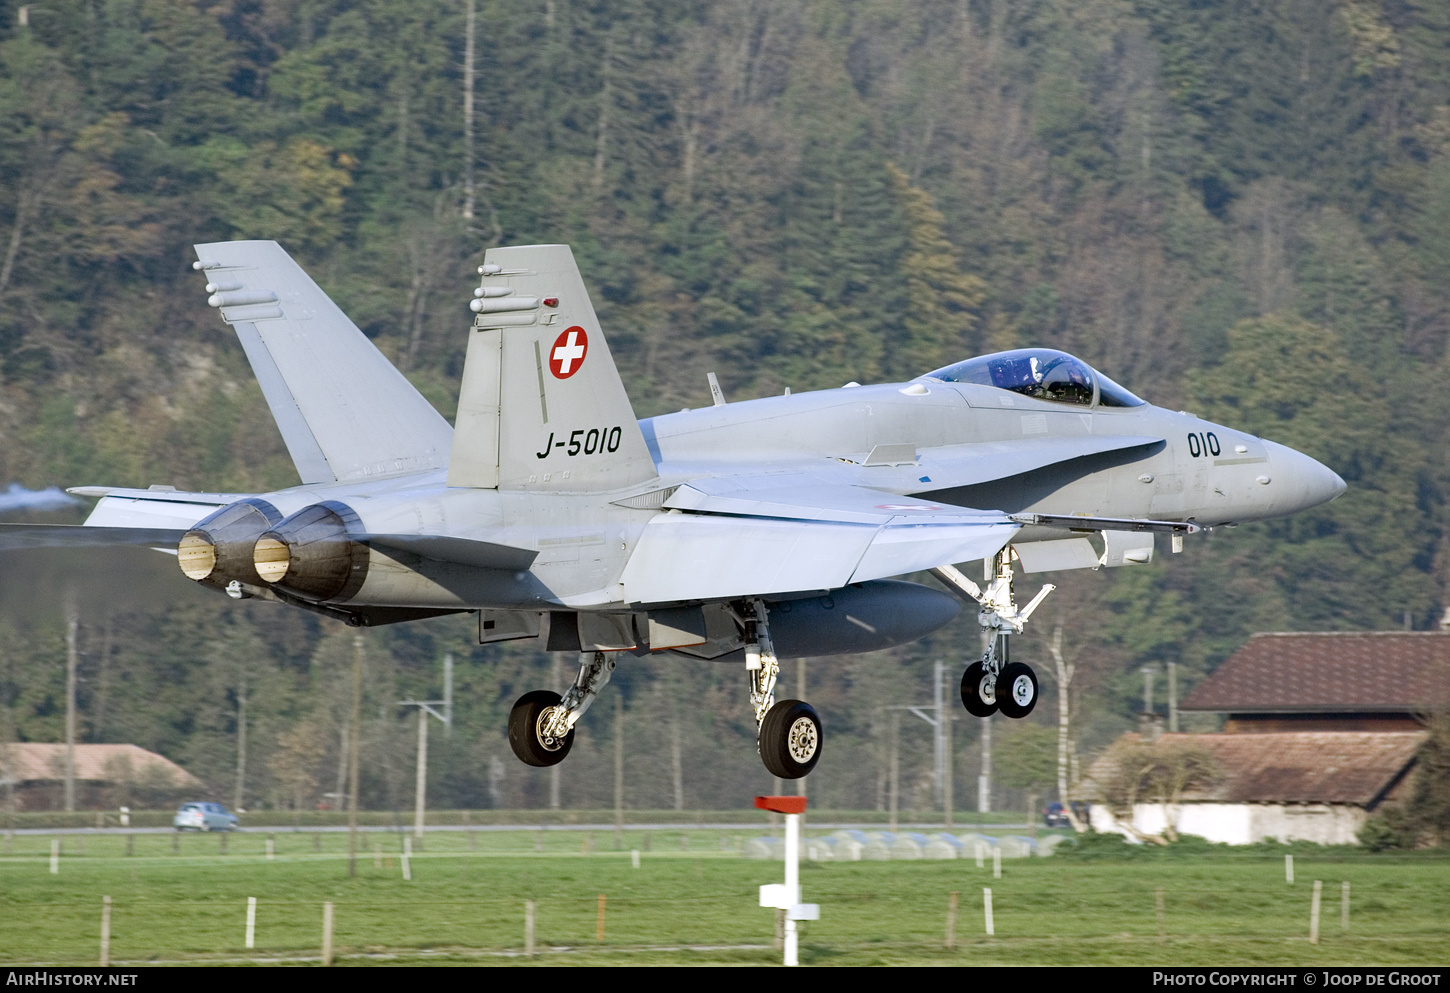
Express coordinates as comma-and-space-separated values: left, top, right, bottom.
1090, 802, 1368, 845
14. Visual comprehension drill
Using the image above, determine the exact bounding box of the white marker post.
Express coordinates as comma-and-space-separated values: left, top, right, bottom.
993, 846, 1002, 879
1309, 879, 1322, 945
402, 837, 412, 881
246, 896, 257, 949
1285, 853, 1294, 884
755, 795, 819, 968
983, 887, 995, 936
99, 896, 111, 967
631, 849, 640, 869
50, 838, 59, 874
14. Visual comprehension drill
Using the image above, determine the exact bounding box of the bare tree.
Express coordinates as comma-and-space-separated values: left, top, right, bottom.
1045, 626, 1085, 831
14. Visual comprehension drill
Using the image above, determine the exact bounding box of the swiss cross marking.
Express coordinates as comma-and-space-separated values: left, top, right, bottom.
549, 326, 589, 379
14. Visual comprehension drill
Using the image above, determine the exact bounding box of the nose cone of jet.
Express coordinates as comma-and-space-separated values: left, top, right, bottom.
1263, 440, 1347, 514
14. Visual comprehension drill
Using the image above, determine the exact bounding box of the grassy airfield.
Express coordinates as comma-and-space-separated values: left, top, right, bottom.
2, 829, 1447, 967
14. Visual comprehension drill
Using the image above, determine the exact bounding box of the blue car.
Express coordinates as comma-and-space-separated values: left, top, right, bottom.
173, 802, 239, 832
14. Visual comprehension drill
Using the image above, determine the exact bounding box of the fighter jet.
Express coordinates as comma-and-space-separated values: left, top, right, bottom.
0, 241, 1345, 779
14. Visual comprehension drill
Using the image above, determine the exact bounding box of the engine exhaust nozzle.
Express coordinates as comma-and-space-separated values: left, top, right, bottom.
176, 499, 283, 589
252, 501, 368, 602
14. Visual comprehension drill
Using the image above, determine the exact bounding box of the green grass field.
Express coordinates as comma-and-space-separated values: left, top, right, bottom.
2, 829, 1448, 966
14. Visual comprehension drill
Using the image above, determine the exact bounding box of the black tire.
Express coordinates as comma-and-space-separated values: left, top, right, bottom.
508, 690, 575, 767
960, 661, 999, 717
759, 699, 822, 780
996, 662, 1039, 718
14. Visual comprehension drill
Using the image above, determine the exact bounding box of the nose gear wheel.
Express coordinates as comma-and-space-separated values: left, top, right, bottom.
960, 660, 998, 717
997, 661, 1039, 718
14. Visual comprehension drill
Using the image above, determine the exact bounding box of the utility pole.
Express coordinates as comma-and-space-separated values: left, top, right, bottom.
443, 653, 453, 734
890, 661, 957, 825
941, 663, 953, 827
64, 605, 78, 813
888, 710, 900, 832
613, 693, 624, 849
234, 668, 248, 812
978, 714, 992, 814
1167, 661, 1179, 733
347, 634, 363, 878
399, 656, 452, 841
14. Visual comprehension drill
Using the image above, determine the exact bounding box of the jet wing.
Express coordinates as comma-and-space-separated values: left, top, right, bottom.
0, 487, 239, 552
621, 480, 1018, 603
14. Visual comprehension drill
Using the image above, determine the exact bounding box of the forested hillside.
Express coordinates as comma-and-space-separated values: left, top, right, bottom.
2, 0, 1448, 814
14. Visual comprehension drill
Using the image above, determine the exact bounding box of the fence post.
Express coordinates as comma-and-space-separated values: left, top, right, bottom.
322, 901, 334, 966
99, 896, 111, 967
246, 896, 257, 950
597, 893, 606, 941
402, 836, 413, 881
525, 900, 536, 958
1341, 881, 1350, 932
945, 891, 959, 950
992, 846, 1001, 879
50, 837, 59, 874
983, 887, 994, 936
1285, 853, 1294, 884
1309, 879, 1322, 945
1156, 886, 1166, 942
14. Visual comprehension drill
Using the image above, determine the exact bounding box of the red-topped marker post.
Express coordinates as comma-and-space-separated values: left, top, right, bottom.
755, 796, 819, 966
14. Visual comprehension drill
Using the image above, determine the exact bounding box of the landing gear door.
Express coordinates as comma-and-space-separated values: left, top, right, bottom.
479, 609, 542, 644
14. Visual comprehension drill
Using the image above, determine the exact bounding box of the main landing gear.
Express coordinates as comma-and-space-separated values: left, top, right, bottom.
744, 598, 822, 780
505, 601, 822, 780
933, 547, 1053, 721
508, 651, 615, 767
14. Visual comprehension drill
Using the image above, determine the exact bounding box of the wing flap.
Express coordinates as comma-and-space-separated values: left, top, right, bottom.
619, 514, 877, 604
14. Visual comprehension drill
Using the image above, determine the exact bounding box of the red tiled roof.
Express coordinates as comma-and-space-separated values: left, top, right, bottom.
1081, 731, 1426, 806
0, 743, 203, 788
1181, 632, 1450, 712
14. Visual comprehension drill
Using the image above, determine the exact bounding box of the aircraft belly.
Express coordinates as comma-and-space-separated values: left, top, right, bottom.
619, 514, 875, 604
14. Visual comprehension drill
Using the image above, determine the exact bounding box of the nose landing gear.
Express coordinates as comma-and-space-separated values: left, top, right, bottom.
934, 548, 1050, 721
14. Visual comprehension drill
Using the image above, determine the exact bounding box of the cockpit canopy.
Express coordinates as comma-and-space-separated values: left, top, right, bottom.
919, 348, 1145, 408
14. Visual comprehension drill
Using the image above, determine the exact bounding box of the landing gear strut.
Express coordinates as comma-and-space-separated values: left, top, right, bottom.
933, 547, 1053, 720
744, 598, 822, 779
507, 651, 615, 767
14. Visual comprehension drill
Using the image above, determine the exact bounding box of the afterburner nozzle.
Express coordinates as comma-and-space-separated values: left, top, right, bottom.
252, 501, 368, 602
176, 499, 283, 589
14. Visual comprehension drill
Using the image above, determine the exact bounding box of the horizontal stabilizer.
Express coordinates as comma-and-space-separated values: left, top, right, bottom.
360, 534, 538, 571
0, 524, 188, 551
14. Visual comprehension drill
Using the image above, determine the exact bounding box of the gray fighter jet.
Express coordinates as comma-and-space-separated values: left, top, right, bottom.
0, 242, 1345, 779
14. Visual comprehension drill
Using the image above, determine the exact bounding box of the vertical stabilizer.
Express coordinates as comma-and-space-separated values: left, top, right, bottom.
448, 245, 657, 492
194, 241, 453, 483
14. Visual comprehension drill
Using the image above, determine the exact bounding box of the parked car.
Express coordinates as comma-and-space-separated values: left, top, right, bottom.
173, 802, 239, 832
1043, 802, 1071, 828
